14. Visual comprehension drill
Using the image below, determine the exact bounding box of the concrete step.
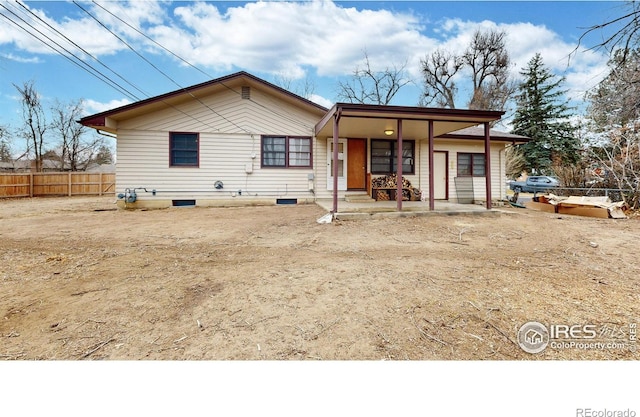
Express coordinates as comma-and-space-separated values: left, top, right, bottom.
344, 192, 375, 203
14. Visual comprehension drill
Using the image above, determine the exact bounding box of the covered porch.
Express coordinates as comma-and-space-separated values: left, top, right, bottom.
314, 103, 505, 214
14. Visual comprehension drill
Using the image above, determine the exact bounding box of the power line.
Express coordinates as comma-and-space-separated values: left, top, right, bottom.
14, 0, 147, 101
0, 2, 140, 101
90, 1, 320, 132
73, 0, 250, 134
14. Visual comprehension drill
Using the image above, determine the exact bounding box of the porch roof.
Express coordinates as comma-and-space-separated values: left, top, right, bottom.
314, 103, 504, 139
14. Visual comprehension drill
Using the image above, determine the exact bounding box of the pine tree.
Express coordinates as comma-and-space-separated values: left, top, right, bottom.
511, 53, 580, 174
0, 126, 12, 162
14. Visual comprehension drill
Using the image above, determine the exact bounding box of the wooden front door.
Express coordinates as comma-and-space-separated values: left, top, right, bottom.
347, 138, 366, 190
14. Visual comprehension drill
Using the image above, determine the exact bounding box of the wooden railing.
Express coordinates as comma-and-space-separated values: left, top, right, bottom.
0, 172, 115, 198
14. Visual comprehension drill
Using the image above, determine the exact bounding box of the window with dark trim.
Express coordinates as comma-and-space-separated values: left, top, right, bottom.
370, 139, 415, 175
261, 136, 312, 168
170, 132, 199, 167
457, 153, 485, 176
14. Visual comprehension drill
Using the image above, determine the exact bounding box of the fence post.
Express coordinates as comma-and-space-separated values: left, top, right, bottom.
99, 172, 103, 196
29, 173, 33, 197
68, 172, 72, 196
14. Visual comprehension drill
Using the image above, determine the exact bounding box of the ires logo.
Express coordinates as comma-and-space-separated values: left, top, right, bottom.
549, 324, 597, 339
517, 322, 636, 354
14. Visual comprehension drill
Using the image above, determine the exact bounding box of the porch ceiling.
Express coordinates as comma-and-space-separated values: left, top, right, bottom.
314, 103, 504, 140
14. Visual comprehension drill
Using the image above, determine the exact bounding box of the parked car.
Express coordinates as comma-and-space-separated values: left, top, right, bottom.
509, 176, 560, 193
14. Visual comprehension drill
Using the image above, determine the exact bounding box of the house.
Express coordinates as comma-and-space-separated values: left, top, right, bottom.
79, 71, 529, 211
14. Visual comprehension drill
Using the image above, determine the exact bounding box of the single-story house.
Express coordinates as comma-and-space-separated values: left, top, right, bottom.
79, 71, 529, 211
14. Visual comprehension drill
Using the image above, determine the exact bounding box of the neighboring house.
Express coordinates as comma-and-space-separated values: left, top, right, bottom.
79, 71, 529, 211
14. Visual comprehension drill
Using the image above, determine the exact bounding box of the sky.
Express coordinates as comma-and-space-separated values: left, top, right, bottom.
0, 1, 630, 136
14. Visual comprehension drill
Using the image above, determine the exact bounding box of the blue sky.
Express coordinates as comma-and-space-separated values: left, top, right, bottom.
0, 1, 628, 136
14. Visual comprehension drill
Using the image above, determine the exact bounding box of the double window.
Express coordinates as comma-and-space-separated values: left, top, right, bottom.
370, 139, 415, 175
457, 153, 485, 176
261, 136, 312, 168
170, 132, 199, 167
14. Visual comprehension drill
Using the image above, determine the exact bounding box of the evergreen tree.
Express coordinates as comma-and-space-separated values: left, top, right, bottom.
93, 145, 114, 165
511, 53, 580, 174
0, 125, 11, 162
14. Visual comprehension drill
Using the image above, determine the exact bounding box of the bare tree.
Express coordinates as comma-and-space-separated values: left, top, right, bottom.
465, 29, 514, 110
420, 49, 463, 108
585, 48, 640, 208
505, 145, 527, 179
576, 0, 640, 63
336, 52, 412, 105
14, 80, 47, 172
51, 99, 104, 171
421, 29, 515, 112
272, 72, 316, 100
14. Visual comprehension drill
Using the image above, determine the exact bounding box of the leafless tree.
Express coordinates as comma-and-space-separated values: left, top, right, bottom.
575, 0, 640, 64
14, 80, 47, 171
585, 48, 640, 208
421, 29, 515, 112
336, 52, 412, 105
51, 99, 104, 171
272, 72, 317, 99
505, 145, 527, 179
420, 49, 463, 108
465, 29, 515, 110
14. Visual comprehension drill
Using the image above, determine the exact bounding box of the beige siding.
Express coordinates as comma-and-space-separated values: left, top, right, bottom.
116, 86, 320, 205
431, 140, 506, 203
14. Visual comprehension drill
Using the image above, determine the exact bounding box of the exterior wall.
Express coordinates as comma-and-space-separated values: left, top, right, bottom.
315, 136, 507, 203
431, 140, 507, 203
115, 87, 321, 208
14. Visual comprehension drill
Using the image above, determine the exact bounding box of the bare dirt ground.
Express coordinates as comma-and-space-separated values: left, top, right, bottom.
1, 196, 638, 360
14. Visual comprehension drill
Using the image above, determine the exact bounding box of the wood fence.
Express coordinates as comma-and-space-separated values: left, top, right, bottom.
0, 172, 115, 198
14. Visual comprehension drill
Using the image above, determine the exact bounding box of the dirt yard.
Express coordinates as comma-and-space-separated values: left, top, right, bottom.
0, 196, 638, 360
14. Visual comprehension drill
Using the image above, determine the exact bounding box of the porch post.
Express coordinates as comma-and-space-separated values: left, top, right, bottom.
428, 120, 435, 211
332, 111, 341, 213
484, 122, 492, 210
396, 119, 403, 211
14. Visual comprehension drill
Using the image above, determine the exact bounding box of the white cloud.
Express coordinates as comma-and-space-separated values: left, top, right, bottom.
151, 1, 430, 79
308, 93, 333, 109
1, 1, 612, 111
84, 98, 131, 115
0, 53, 42, 64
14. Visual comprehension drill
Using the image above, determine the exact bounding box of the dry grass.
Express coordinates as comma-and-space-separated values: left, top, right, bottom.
1, 196, 638, 360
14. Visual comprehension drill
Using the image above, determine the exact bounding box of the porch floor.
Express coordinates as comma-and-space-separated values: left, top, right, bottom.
315, 199, 502, 220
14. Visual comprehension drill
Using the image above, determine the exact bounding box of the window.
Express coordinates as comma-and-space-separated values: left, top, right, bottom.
170, 132, 199, 167
261, 136, 312, 168
457, 153, 485, 176
370, 139, 415, 175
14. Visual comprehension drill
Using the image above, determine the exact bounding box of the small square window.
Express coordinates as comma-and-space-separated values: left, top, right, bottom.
170, 132, 199, 167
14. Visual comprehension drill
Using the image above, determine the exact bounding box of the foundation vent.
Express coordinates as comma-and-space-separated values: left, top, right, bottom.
241, 86, 251, 99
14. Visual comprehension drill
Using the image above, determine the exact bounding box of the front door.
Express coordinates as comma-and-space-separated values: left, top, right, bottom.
434, 151, 448, 199
347, 138, 366, 190
327, 138, 347, 191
